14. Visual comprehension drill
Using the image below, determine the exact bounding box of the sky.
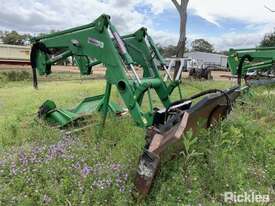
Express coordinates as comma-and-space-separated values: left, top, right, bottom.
0, 0, 275, 51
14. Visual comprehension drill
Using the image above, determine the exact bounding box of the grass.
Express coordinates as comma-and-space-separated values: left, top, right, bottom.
0, 76, 274, 205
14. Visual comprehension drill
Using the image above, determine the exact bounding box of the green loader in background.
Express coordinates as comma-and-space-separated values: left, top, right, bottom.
228, 47, 275, 85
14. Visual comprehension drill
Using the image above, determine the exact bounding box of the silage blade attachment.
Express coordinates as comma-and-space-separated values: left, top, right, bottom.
135, 86, 246, 196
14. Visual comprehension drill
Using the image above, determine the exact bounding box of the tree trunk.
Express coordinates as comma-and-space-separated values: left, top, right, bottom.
174, 11, 187, 79
171, 0, 189, 80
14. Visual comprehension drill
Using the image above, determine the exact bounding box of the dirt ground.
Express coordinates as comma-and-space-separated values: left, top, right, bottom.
0, 64, 232, 81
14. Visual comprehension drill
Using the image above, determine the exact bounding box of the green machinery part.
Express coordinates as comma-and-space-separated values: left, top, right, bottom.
38, 96, 125, 128
31, 14, 246, 196
228, 47, 275, 85
31, 14, 182, 128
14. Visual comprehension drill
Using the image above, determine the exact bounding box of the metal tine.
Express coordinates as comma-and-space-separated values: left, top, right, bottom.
164, 59, 175, 81
175, 59, 184, 81
163, 64, 173, 81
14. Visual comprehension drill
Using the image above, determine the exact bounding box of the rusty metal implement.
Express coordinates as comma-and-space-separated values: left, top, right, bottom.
135, 86, 246, 195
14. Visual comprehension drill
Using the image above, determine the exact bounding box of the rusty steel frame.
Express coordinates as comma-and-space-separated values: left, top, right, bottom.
135, 86, 245, 195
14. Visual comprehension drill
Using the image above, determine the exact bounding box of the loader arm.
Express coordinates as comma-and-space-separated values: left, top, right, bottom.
31, 14, 246, 196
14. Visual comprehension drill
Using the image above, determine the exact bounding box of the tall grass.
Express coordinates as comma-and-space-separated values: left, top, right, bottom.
0, 79, 274, 205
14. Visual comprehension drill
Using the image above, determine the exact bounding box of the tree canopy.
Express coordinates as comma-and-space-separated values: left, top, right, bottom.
191, 39, 214, 53
260, 31, 275, 47
158, 45, 178, 57
1, 31, 31, 45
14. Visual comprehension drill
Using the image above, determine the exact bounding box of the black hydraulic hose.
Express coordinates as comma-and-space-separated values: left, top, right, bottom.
164, 89, 232, 122
30, 42, 51, 89
237, 55, 253, 86
30, 43, 39, 89
32, 65, 38, 89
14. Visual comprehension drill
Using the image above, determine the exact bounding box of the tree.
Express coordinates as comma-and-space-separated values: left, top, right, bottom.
191, 39, 214, 53
1, 31, 32, 45
2, 31, 25, 45
158, 45, 178, 57
260, 32, 275, 47
171, 0, 189, 79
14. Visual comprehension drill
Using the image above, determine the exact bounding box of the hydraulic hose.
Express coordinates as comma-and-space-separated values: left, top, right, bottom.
237, 55, 253, 86
30, 42, 51, 89
30, 43, 40, 89
164, 89, 233, 122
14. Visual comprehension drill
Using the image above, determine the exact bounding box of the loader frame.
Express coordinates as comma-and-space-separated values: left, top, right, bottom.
31, 14, 181, 128
31, 14, 246, 196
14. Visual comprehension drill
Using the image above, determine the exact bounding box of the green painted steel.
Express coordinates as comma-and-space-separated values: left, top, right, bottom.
39, 95, 125, 128
31, 14, 181, 128
228, 47, 275, 76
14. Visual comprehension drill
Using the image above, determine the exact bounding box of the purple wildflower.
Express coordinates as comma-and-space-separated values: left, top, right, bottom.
81, 165, 92, 177
18, 150, 28, 165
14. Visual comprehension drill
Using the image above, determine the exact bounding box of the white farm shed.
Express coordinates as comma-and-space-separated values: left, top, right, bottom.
184, 51, 228, 69
0, 44, 30, 64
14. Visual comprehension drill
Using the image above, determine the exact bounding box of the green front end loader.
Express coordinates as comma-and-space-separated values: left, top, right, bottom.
228, 47, 275, 85
30, 14, 247, 196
